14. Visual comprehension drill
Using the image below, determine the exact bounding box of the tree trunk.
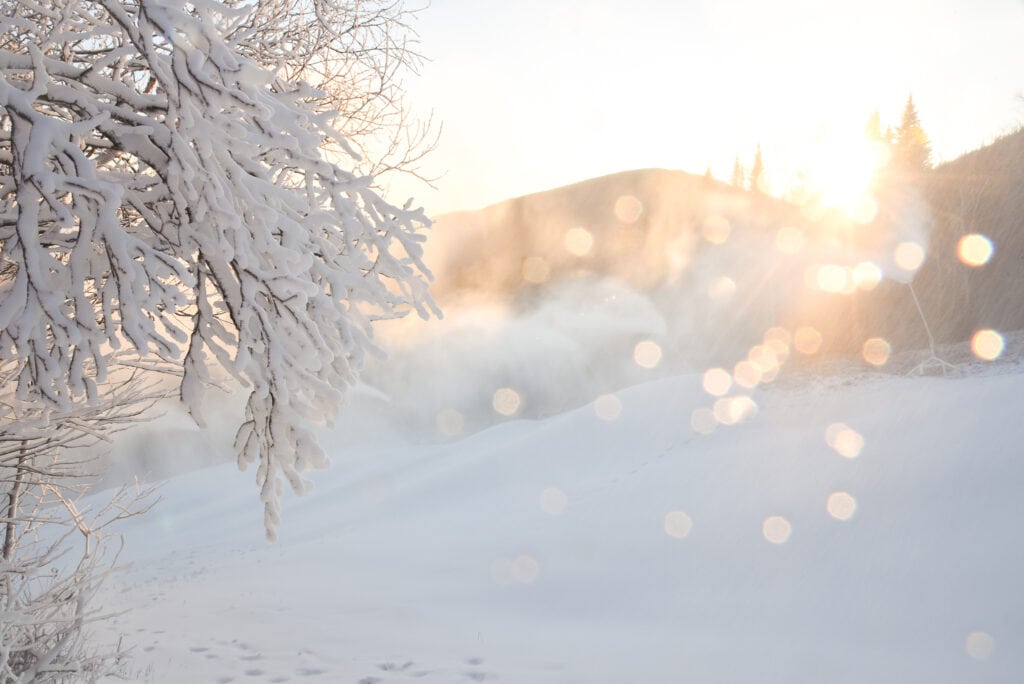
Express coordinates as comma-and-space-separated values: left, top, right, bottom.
2, 440, 28, 562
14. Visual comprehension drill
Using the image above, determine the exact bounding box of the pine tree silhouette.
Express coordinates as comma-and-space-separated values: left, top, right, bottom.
731, 156, 746, 188
893, 95, 932, 173
749, 144, 764, 192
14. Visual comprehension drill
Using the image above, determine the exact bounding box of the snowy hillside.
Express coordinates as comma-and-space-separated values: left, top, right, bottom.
96, 357, 1024, 683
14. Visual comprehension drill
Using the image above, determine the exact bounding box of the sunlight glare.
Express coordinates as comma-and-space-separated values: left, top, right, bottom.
802, 132, 886, 218
775, 225, 805, 254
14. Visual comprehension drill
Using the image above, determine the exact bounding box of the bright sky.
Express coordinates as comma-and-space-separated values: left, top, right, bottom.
381, 0, 1024, 215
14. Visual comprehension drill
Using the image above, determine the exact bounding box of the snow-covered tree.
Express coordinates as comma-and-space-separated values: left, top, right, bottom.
0, 0, 439, 539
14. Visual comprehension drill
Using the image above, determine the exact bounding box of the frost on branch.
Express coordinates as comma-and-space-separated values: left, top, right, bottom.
0, 0, 438, 539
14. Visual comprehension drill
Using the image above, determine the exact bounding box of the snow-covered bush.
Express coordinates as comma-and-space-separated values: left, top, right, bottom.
0, 0, 438, 537
0, 360, 161, 682
0, 483, 151, 684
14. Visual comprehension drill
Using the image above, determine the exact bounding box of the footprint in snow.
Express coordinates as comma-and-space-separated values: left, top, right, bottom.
377, 661, 414, 672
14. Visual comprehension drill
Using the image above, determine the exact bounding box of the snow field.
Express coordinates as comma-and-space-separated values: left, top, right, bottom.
96, 367, 1023, 683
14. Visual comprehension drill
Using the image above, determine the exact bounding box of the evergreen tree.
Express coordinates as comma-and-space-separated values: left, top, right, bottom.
731, 156, 746, 188
749, 144, 764, 192
865, 111, 884, 142
893, 95, 932, 172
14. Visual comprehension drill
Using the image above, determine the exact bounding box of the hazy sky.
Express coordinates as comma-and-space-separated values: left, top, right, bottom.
382, 0, 1024, 215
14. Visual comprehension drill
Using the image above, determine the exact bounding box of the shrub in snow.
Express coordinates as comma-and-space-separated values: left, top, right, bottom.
0, 361, 162, 682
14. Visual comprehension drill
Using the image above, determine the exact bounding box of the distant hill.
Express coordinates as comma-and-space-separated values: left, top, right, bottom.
919, 128, 1024, 343
426, 169, 802, 303
811, 127, 1024, 357
422, 141, 1024, 369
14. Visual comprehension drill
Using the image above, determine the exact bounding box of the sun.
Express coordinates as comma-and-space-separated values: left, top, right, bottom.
798, 130, 889, 223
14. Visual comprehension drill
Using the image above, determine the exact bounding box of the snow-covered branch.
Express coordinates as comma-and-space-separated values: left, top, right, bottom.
1, 0, 438, 538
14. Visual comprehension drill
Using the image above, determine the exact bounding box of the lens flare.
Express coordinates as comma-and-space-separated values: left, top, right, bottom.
713, 395, 757, 425
764, 326, 792, 349
510, 555, 540, 583
894, 241, 925, 272
540, 487, 568, 515
852, 261, 882, 290
971, 329, 1004, 361
733, 360, 762, 389
826, 423, 864, 458
521, 256, 551, 283
702, 367, 732, 397
594, 393, 623, 421
690, 407, 716, 435
663, 511, 693, 539
793, 326, 823, 355
827, 491, 857, 521
762, 516, 792, 544
492, 387, 522, 416
957, 234, 994, 267
436, 409, 465, 436
708, 276, 736, 301
614, 194, 644, 224
814, 263, 854, 294
861, 337, 891, 366
965, 631, 995, 661
634, 340, 662, 369
564, 227, 594, 256
701, 215, 731, 244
